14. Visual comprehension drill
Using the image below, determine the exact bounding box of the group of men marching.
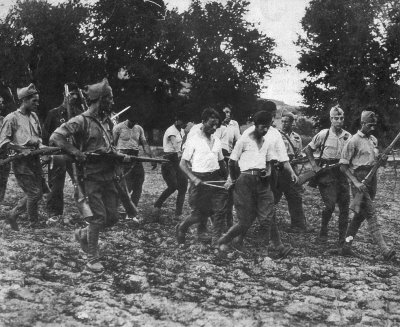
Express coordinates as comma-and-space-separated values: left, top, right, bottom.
0, 78, 396, 273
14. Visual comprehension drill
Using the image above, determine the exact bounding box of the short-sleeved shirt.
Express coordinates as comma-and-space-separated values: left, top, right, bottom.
0, 109, 42, 148
340, 131, 378, 171
308, 127, 351, 160
279, 130, 302, 157
113, 120, 146, 151
230, 133, 275, 175
52, 111, 115, 178
242, 125, 289, 162
163, 124, 184, 153
214, 120, 241, 153
181, 133, 223, 173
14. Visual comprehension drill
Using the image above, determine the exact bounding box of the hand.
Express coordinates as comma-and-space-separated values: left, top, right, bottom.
151, 162, 157, 170
20, 147, 31, 156
224, 180, 235, 190
312, 165, 322, 173
122, 154, 131, 163
291, 172, 299, 184
354, 181, 367, 193
192, 177, 202, 186
73, 150, 86, 162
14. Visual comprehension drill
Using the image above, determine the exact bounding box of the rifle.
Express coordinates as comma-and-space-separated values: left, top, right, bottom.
350, 129, 400, 214
297, 163, 340, 186
85, 152, 169, 164
0, 146, 62, 166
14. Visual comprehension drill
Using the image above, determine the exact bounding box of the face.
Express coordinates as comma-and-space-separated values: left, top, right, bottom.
281, 116, 294, 132
175, 119, 184, 130
254, 124, 269, 137
361, 121, 377, 135
203, 116, 220, 135
69, 91, 80, 106
223, 108, 231, 119
330, 114, 344, 129
25, 94, 39, 111
99, 91, 114, 115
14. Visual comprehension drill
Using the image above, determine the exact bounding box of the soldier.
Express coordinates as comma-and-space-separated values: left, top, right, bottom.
176, 108, 228, 246
214, 105, 241, 227
276, 112, 307, 232
153, 113, 188, 219
0, 84, 44, 230
113, 111, 155, 207
304, 105, 351, 245
0, 96, 11, 205
43, 83, 82, 222
340, 111, 395, 260
217, 111, 296, 258
51, 78, 118, 272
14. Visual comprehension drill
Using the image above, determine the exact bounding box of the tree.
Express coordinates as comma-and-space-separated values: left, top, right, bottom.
0, 0, 89, 117
297, 0, 400, 140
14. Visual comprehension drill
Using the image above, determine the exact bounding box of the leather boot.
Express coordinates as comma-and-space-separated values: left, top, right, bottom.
74, 227, 88, 253
86, 224, 103, 272
6, 210, 19, 231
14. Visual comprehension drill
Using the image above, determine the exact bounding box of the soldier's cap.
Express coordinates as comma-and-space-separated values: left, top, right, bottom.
282, 111, 295, 120
17, 83, 38, 100
361, 111, 377, 124
330, 105, 344, 117
84, 78, 112, 101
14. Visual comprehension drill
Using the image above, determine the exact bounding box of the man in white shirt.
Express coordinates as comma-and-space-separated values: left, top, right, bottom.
214, 105, 241, 228
153, 113, 188, 218
217, 111, 295, 258
177, 108, 228, 246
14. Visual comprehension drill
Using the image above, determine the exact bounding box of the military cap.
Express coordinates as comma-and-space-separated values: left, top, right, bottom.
330, 105, 344, 117
84, 78, 112, 101
361, 111, 377, 123
282, 111, 295, 120
17, 83, 38, 100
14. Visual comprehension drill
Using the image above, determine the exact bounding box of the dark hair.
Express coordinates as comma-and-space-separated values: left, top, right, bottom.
253, 110, 272, 126
175, 111, 187, 122
65, 82, 79, 92
255, 99, 277, 114
201, 107, 220, 122
22, 93, 38, 102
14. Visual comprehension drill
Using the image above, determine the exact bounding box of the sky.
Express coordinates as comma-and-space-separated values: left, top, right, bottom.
0, 0, 310, 106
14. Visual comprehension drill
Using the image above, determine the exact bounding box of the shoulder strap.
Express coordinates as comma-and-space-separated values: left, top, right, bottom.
280, 130, 297, 156
318, 129, 330, 161
82, 113, 113, 151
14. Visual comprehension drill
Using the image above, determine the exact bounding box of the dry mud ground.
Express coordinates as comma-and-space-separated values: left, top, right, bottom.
1, 165, 400, 327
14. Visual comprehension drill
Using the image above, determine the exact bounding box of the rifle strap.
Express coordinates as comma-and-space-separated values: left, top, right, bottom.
280, 130, 297, 156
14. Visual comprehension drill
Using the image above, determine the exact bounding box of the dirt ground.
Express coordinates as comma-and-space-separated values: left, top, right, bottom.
1, 164, 400, 327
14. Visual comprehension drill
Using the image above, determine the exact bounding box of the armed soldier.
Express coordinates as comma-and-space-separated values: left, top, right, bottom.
51, 78, 118, 272
276, 112, 307, 232
176, 108, 228, 246
153, 112, 188, 220
0, 96, 10, 206
113, 110, 155, 207
340, 111, 395, 260
0, 84, 44, 230
304, 105, 351, 246
43, 83, 82, 222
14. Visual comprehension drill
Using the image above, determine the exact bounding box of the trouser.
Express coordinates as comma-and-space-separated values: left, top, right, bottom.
79, 177, 119, 259
12, 158, 43, 222
345, 168, 389, 253
123, 162, 145, 206
179, 171, 227, 243
154, 153, 188, 215
0, 162, 10, 203
274, 167, 306, 229
222, 149, 234, 227
317, 166, 350, 244
46, 155, 72, 217
219, 173, 283, 248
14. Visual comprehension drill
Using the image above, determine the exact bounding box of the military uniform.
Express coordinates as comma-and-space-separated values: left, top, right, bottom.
340, 129, 394, 259
308, 127, 351, 244
0, 109, 43, 227
276, 130, 306, 230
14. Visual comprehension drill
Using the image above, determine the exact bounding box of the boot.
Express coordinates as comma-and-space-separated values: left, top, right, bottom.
175, 223, 186, 244
340, 236, 355, 256
86, 224, 103, 272
6, 210, 19, 231
74, 227, 88, 253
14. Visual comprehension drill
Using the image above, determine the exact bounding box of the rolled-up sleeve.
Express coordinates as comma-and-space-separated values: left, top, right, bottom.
229, 137, 244, 161
0, 115, 15, 148
275, 133, 290, 162
52, 115, 84, 140
308, 131, 323, 151
181, 138, 195, 162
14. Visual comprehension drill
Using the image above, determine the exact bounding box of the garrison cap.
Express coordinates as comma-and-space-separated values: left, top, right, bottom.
361, 111, 377, 124
282, 111, 295, 120
330, 105, 344, 117
17, 83, 38, 100
84, 78, 112, 101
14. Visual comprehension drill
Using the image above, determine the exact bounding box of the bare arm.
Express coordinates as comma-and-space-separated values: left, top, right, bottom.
282, 161, 298, 183
304, 145, 320, 172
179, 158, 202, 186
50, 133, 86, 161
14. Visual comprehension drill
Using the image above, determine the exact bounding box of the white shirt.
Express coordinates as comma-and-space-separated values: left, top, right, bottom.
182, 133, 223, 173
230, 133, 274, 174
163, 124, 184, 153
214, 120, 241, 153
242, 125, 289, 162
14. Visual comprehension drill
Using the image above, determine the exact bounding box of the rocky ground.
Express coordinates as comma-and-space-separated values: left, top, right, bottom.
1, 164, 400, 327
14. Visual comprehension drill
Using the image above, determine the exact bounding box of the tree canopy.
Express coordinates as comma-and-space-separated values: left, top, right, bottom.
0, 0, 283, 129
297, 0, 400, 139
